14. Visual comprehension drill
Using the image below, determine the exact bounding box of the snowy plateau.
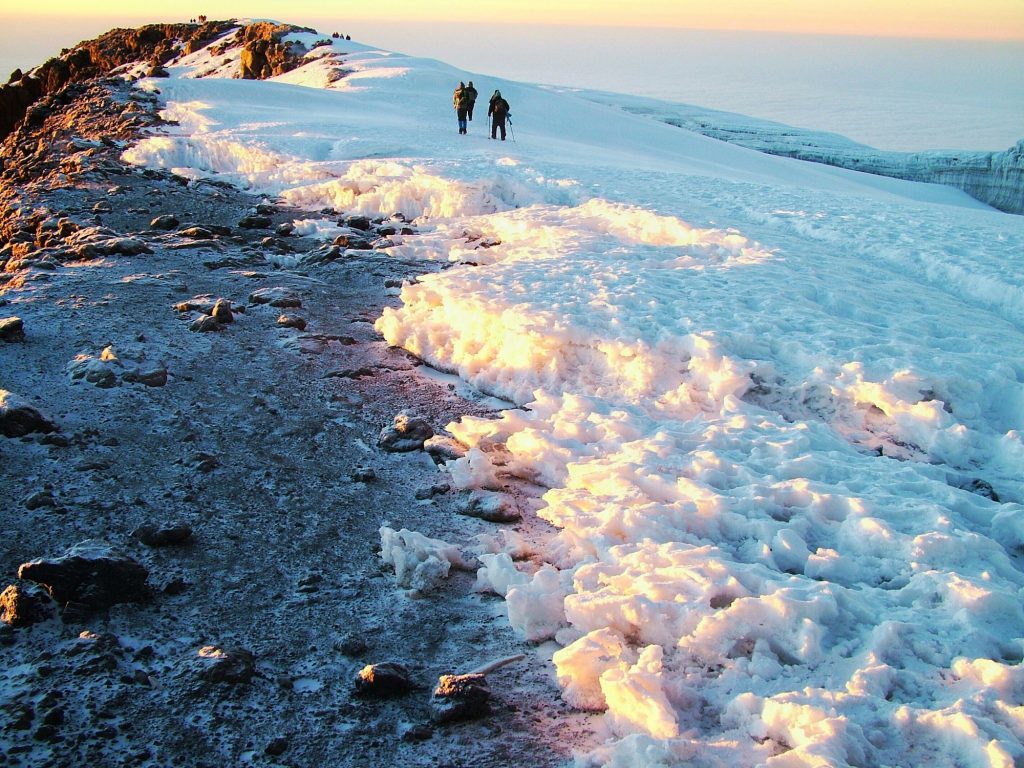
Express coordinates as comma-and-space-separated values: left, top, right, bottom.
3, 19, 1024, 768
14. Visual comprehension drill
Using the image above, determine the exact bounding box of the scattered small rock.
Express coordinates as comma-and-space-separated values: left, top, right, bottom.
401, 724, 433, 742
265, 737, 288, 756
378, 412, 434, 453
188, 314, 221, 333
121, 364, 168, 387
67, 347, 121, 388
150, 214, 179, 230
249, 286, 301, 308
424, 436, 467, 462
332, 233, 373, 250
179, 226, 215, 239
431, 673, 491, 723
239, 215, 272, 229
456, 491, 521, 523
277, 313, 306, 330
131, 522, 193, 547
211, 298, 234, 323
92, 200, 113, 213
334, 633, 368, 657
350, 466, 376, 482
415, 482, 451, 500
23, 489, 57, 510
163, 577, 189, 596
0, 316, 25, 342
353, 662, 414, 698
194, 645, 256, 684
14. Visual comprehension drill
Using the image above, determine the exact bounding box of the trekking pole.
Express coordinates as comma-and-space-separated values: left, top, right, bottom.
507, 115, 516, 143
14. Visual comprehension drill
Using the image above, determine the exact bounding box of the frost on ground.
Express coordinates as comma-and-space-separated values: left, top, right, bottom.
4, 18, 1024, 768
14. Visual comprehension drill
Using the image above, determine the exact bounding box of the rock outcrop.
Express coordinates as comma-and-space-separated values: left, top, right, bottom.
237, 22, 315, 80
0, 22, 234, 140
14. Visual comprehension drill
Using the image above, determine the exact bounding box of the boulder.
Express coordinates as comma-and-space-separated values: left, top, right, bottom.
17, 540, 150, 615
0, 389, 57, 437
238, 215, 271, 229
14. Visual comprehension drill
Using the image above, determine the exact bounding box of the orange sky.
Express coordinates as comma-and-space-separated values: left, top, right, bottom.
2, 0, 1022, 40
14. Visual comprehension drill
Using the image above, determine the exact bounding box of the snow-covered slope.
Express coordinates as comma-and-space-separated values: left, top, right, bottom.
123, 24, 1024, 768
571, 89, 1024, 215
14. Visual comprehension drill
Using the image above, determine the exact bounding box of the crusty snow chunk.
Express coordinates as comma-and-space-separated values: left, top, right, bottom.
378, 526, 471, 592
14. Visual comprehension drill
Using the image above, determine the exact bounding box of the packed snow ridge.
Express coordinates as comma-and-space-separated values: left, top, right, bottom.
106, 20, 1024, 768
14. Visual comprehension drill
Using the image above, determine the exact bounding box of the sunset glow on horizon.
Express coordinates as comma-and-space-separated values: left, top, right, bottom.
2, 0, 1023, 41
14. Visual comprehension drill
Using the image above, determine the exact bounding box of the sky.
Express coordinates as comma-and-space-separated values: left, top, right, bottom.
1, 0, 1022, 40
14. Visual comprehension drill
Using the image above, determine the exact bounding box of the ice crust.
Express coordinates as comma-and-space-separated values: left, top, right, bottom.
121, 26, 1024, 768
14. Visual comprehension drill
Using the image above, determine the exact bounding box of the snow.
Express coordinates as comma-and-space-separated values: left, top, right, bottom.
122, 25, 1024, 768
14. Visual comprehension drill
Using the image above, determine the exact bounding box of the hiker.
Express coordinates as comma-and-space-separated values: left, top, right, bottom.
488, 90, 510, 141
453, 82, 469, 135
465, 81, 478, 121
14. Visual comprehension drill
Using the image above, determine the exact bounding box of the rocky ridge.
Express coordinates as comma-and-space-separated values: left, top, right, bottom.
0, 25, 596, 768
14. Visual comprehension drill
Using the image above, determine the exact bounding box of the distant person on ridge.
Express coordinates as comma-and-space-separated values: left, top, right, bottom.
465, 81, 478, 121
453, 81, 469, 135
488, 90, 510, 141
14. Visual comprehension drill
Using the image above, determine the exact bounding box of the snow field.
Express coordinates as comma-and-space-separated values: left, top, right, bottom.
121, 25, 1024, 767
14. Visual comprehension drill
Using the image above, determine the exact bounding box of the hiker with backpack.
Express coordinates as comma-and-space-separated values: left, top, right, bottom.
488, 90, 510, 141
465, 81, 478, 121
453, 82, 469, 135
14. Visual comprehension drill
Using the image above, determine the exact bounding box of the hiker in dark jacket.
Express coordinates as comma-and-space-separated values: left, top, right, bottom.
488, 90, 510, 141
465, 81, 478, 121
453, 82, 469, 135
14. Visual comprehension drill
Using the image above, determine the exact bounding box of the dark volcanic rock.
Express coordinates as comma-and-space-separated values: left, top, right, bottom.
0, 389, 57, 437
378, 412, 434, 453
431, 673, 491, 723
277, 313, 306, 330
249, 286, 301, 308
0, 316, 25, 342
131, 522, 193, 547
0, 582, 55, 627
150, 214, 179, 230
194, 645, 256, 684
17, 540, 150, 614
189, 314, 222, 332
211, 298, 234, 323
353, 662, 414, 697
